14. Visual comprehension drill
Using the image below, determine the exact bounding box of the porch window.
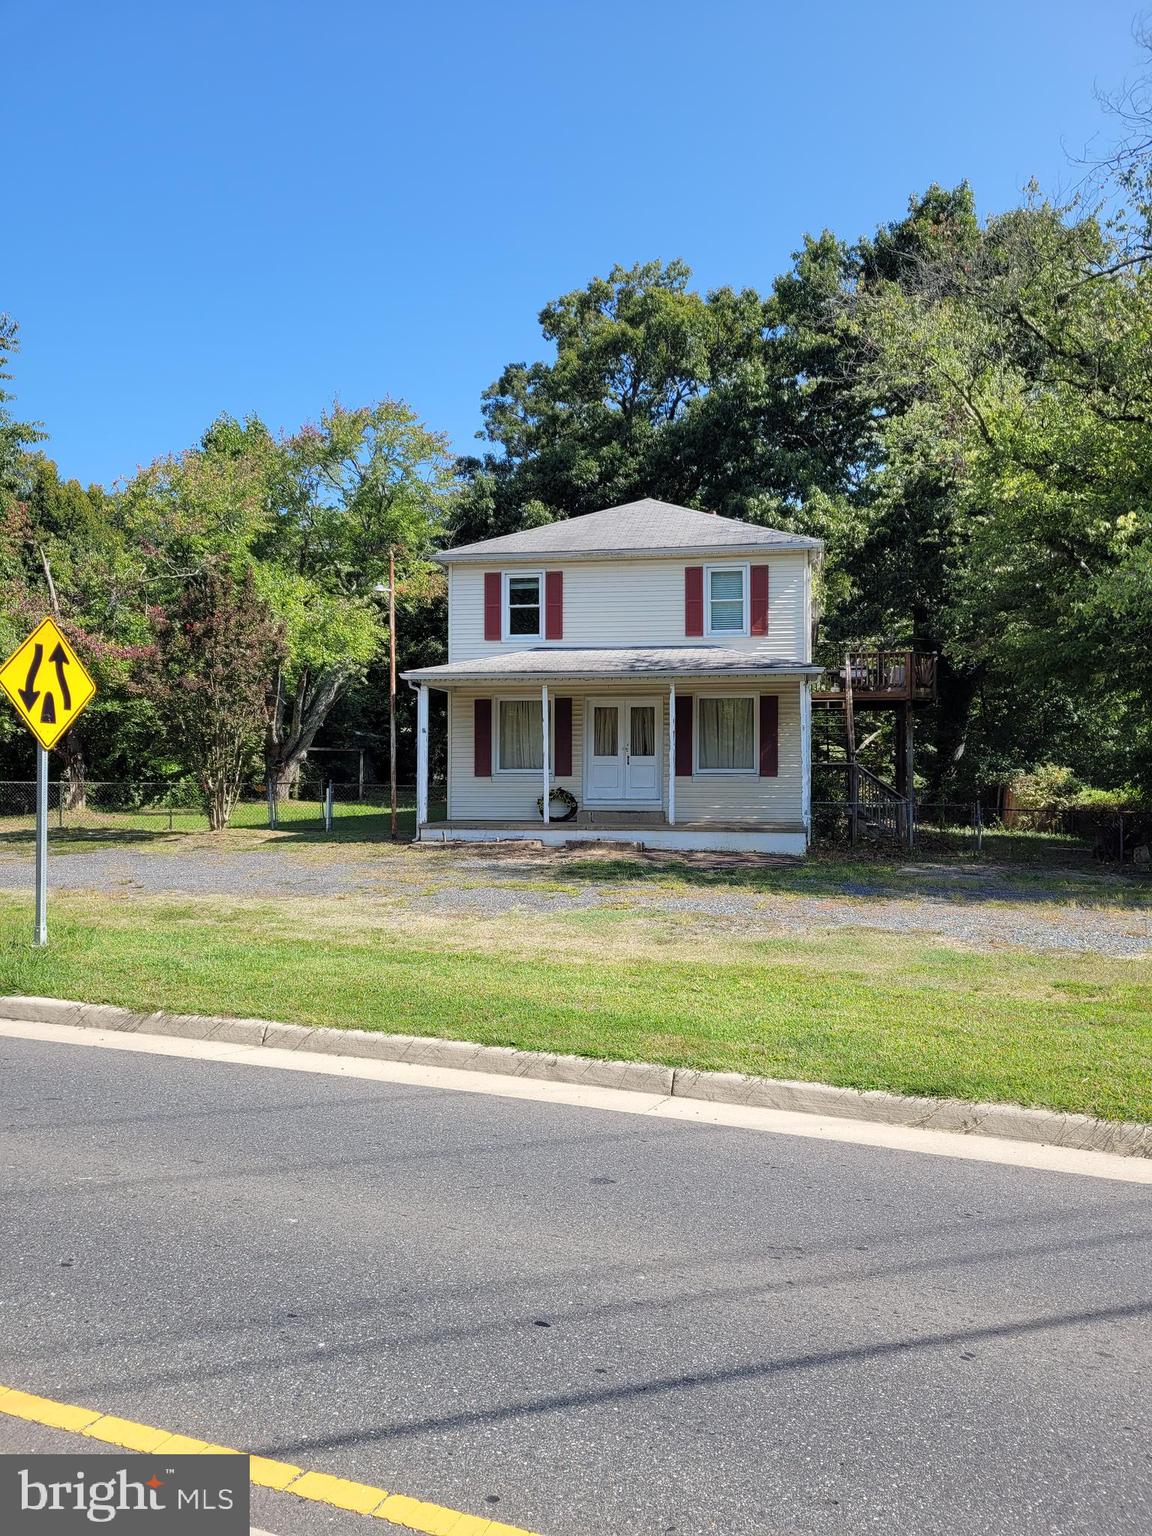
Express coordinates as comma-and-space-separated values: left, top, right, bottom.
696, 695, 755, 772
504, 573, 543, 638
706, 565, 748, 636
497, 697, 545, 771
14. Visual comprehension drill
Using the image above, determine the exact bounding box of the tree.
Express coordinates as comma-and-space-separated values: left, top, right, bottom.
451, 260, 780, 541
145, 563, 285, 830
262, 399, 455, 792
0, 315, 45, 506
851, 185, 1152, 792
121, 400, 456, 797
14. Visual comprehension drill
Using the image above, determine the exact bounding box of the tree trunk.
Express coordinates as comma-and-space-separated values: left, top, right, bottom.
925, 658, 983, 805
57, 730, 87, 811
264, 666, 348, 803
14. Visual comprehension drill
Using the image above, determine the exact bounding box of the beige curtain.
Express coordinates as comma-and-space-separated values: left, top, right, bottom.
630, 706, 655, 757
698, 697, 754, 770
500, 699, 542, 769
593, 706, 618, 757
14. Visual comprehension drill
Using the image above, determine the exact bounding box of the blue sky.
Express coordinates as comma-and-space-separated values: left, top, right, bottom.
3, 0, 1146, 488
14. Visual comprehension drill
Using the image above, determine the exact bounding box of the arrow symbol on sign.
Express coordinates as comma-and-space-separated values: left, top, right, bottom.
49, 643, 72, 710
19, 644, 43, 710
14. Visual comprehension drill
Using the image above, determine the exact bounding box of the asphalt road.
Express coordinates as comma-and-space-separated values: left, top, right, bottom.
1, 1034, 1149, 1536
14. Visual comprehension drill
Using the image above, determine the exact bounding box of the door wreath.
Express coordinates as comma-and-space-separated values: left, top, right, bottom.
536, 786, 578, 822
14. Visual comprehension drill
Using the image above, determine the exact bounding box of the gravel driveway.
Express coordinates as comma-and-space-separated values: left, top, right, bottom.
0, 842, 1148, 958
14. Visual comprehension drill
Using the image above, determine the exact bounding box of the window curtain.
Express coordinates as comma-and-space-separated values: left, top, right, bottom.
593, 706, 618, 757
500, 699, 542, 769
630, 706, 655, 757
698, 697, 755, 770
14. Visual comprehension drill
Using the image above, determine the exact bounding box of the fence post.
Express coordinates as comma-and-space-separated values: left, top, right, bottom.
324, 781, 334, 833
974, 797, 983, 854
58, 786, 64, 830
266, 782, 278, 830
168, 804, 174, 831
1118, 811, 1125, 863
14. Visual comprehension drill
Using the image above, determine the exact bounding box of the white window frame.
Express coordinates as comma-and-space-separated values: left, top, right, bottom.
693, 691, 758, 776
502, 569, 544, 642
494, 694, 554, 774
703, 563, 750, 638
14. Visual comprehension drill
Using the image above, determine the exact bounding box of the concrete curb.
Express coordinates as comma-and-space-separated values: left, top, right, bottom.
4, 994, 1151, 1159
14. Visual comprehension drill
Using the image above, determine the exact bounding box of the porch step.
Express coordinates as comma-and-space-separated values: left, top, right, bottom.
575, 809, 664, 828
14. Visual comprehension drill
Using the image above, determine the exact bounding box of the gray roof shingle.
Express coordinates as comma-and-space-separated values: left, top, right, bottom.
402, 646, 821, 684
438, 498, 822, 562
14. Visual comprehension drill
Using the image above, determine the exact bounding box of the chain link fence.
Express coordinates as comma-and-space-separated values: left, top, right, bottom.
0, 780, 447, 840
0, 779, 1143, 862
812, 800, 1149, 862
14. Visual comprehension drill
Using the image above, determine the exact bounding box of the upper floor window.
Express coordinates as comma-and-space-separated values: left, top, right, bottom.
705, 564, 748, 636
505, 572, 543, 638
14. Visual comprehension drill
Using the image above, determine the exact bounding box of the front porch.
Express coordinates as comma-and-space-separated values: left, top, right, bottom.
401, 646, 821, 856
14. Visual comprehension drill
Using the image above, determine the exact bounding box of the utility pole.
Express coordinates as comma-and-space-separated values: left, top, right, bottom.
389, 548, 398, 841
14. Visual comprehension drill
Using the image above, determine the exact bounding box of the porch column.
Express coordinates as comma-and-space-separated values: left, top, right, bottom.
800, 680, 812, 837
415, 683, 429, 830
667, 681, 676, 825
541, 683, 551, 824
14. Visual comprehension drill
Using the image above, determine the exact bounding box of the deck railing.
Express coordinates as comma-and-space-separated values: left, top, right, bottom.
813, 650, 937, 702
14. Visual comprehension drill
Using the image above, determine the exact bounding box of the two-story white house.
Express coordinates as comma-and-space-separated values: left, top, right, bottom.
401, 498, 823, 854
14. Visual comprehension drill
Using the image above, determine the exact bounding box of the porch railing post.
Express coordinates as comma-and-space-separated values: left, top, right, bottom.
667, 681, 676, 826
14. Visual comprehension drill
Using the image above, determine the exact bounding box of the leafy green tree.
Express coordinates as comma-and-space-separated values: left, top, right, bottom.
145, 563, 285, 830
262, 400, 454, 791
452, 260, 779, 540
0, 315, 45, 506
121, 400, 456, 795
853, 186, 1152, 791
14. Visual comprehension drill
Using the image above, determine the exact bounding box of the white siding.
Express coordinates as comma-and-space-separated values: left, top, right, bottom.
675, 682, 802, 824
448, 554, 811, 663
448, 689, 584, 821
445, 680, 803, 826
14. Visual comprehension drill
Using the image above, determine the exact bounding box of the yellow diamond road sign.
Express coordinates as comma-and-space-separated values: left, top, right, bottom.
0, 617, 97, 751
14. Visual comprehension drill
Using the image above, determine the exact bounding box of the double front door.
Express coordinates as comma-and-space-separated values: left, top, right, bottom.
585, 696, 661, 805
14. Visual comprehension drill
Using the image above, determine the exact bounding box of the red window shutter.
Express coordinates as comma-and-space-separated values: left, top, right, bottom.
553, 696, 572, 776
483, 572, 502, 641
759, 694, 779, 777
675, 694, 694, 776
474, 698, 492, 776
545, 570, 564, 640
684, 566, 704, 636
750, 565, 769, 636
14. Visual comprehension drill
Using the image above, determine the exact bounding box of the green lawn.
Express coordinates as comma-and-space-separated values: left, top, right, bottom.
1, 888, 1149, 1124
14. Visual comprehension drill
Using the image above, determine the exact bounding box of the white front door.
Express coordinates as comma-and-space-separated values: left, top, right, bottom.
585, 698, 661, 805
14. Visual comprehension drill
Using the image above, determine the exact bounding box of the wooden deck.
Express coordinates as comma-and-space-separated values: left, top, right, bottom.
812, 650, 937, 704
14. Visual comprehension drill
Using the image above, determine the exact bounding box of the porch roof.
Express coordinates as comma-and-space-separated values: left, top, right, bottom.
402, 646, 823, 686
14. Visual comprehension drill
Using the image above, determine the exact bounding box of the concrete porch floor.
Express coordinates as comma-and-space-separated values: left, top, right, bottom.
416, 818, 809, 854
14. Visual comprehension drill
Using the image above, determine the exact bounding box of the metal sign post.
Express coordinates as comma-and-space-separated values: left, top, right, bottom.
34, 745, 48, 946
0, 617, 98, 948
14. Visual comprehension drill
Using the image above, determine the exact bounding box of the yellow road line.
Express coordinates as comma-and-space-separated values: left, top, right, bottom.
0, 1383, 543, 1536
